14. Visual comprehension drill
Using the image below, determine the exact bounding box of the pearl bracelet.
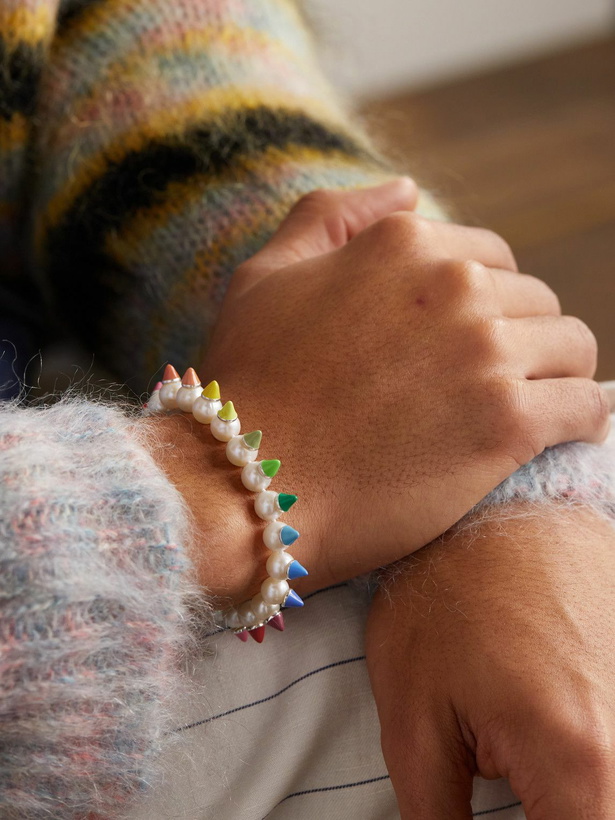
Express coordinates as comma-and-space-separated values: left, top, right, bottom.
145, 365, 307, 644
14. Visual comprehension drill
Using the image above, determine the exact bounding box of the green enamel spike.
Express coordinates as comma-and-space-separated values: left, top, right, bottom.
242, 430, 262, 450
277, 492, 297, 512
218, 400, 237, 421
261, 459, 281, 478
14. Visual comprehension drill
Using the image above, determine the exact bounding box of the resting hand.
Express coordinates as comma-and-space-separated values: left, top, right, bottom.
365, 504, 615, 819
201, 180, 610, 597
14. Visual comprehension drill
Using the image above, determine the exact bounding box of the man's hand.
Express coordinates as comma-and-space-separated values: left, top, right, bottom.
203, 179, 609, 595
365, 503, 615, 818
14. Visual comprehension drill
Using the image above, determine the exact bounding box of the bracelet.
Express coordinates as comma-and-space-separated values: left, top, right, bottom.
145, 365, 307, 644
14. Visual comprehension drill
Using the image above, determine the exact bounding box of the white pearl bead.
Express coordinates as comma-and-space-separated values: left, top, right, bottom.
226, 436, 259, 467
263, 521, 287, 551
144, 390, 164, 414
192, 396, 222, 424
261, 577, 289, 605
210, 415, 241, 442
251, 593, 275, 622
241, 462, 272, 492
254, 490, 281, 521
175, 385, 201, 412
225, 609, 242, 629
159, 381, 180, 409
266, 551, 293, 579
238, 601, 257, 628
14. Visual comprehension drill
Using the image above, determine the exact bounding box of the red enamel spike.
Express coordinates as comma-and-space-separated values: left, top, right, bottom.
249, 625, 266, 643
235, 631, 249, 642
268, 613, 285, 631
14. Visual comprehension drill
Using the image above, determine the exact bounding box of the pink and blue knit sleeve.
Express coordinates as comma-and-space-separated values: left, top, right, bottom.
0, 398, 209, 818
474, 428, 615, 523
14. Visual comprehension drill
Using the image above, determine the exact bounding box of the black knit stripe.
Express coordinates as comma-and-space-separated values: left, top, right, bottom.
0, 38, 43, 121
57, 0, 107, 30
43, 106, 378, 344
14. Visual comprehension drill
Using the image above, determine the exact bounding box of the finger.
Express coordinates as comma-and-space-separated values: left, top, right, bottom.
430, 222, 519, 271
241, 177, 418, 278
522, 378, 611, 447
511, 748, 615, 820
381, 707, 475, 820
489, 268, 561, 317
505, 315, 597, 379
521, 777, 615, 820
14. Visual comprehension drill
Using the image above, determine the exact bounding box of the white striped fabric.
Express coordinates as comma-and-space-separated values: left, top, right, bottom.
128, 583, 526, 819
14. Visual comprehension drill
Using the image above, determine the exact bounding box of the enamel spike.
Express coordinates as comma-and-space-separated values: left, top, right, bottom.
226, 430, 262, 467
241, 459, 281, 492
159, 364, 182, 409
175, 368, 202, 412
192, 380, 222, 424
210, 401, 241, 442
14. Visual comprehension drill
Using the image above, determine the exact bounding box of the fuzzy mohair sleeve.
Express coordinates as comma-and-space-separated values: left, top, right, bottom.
465, 416, 615, 527
0, 397, 210, 819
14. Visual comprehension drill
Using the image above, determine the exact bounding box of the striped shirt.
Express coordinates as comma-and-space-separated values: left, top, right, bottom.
128, 583, 526, 819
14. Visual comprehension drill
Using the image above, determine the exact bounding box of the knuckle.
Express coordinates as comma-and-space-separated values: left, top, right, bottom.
467, 317, 506, 364
476, 227, 518, 270
569, 315, 597, 345
586, 381, 611, 429
490, 378, 541, 463
526, 274, 562, 314
373, 211, 428, 244
291, 189, 350, 248
549, 712, 614, 783
496, 378, 526, 426
293, 188, 337, 216
567, 316, 598, 361
441, 258, 488, 300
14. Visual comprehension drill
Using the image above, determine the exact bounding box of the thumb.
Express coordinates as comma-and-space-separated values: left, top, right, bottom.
381, 706, 475, 820
239, 176, 418, 281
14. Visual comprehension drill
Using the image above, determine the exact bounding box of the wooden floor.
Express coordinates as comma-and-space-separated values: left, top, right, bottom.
362, 36, 615, 380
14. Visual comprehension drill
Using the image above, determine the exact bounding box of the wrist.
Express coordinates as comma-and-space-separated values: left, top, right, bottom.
137, 411, 327, 605
138, 412, 257, 603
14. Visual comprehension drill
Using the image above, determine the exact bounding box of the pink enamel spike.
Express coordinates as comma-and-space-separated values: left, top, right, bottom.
235, 631, 249, 642
268, 613, 285, 632
249, 625, 266, 643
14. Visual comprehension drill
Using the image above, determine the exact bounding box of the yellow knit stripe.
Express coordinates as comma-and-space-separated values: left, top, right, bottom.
0, 5, 56, 46
105, 143, 379, 260
0, 114, 28, 154
38, 87, 352, 241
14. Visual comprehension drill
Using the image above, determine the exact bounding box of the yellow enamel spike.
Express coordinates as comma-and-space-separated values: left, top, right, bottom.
202, 380, 221, 401
218, 400, 238, 421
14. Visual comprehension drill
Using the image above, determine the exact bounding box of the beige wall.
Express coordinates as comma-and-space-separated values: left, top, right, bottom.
310, 0, 613, 97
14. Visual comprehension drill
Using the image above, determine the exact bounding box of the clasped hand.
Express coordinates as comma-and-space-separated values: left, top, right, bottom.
204, 178, 610, 590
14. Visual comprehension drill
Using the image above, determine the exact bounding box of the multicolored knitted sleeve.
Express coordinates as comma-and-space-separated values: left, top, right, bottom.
22, 0, 399, 389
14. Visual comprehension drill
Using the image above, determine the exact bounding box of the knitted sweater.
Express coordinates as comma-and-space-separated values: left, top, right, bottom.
0, 1, 613, 817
